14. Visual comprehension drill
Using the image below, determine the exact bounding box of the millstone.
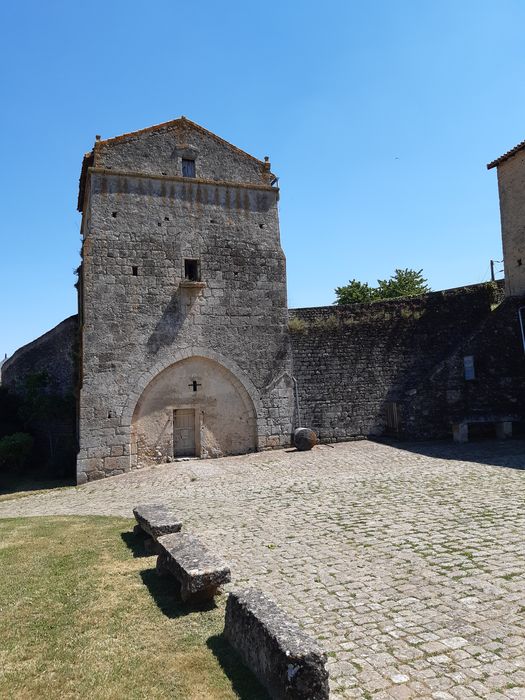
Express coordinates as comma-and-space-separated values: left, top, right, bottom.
294, 427, 317, 451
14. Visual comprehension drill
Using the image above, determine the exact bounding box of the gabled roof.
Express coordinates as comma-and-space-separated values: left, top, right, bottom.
96, 116, 265, 165
77, 116, 268, 211
487, 137, 525, 170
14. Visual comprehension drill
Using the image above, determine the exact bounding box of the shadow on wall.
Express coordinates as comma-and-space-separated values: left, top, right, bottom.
146, 288, 187, 355
378, 296, 525, 441
372, 436, 525, 471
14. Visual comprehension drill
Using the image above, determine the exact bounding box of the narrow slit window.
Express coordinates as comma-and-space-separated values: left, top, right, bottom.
182, 158, 196, 177
184, 259, 200, 282
132, 266, 138, 276
463, 355, 475, 380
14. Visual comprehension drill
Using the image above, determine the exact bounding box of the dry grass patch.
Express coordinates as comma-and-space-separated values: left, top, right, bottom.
0, 516, 267, 700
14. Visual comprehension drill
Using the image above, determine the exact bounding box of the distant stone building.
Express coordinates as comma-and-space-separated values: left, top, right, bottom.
3, 122, 525, 483
488, 140, 525, 297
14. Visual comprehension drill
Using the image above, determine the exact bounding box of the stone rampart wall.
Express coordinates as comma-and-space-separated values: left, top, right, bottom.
289, 282, 525, 441
2, 315, 78, 395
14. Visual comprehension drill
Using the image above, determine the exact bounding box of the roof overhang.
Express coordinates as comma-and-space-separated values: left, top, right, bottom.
487, 137, 525, 170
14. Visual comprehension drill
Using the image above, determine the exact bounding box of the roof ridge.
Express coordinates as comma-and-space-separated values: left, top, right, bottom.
95, 116, 265, 165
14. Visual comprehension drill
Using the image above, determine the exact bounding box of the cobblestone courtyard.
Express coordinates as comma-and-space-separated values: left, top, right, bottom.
1, 440, 524, 699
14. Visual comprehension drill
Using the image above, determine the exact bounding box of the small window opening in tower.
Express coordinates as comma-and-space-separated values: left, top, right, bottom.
184, 258, 201, 282
132, 266, 138, 276
182, 159, 196, 177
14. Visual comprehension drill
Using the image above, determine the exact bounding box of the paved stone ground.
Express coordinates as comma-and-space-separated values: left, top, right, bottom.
1, 439, 525, 699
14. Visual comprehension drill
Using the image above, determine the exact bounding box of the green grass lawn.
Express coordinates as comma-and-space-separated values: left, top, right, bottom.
0, 515, 268, 699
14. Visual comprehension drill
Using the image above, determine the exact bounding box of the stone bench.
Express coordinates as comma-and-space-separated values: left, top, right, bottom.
132, 504, 182, 554
452, 417, 515, 443
156, 532, 231, 602
224, 588, 329, 699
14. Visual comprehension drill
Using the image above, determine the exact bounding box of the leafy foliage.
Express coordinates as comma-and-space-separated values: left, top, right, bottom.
335, 268, 430, 305
0, 386, 23, 438
0, 372, 76, 478
376, 268, 431, 300
0, 433, 34, 472
334, 279, 377, 305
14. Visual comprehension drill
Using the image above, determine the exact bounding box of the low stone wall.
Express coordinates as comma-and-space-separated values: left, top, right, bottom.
1, 315, 78, 474
2, 315, 78, 396
224, 588, 329, 699
289, 282, 525, 441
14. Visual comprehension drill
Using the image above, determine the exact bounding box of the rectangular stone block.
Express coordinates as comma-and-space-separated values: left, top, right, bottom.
224, 588, 329, 699
133, 504, 182, 539
156, 532, 230, 602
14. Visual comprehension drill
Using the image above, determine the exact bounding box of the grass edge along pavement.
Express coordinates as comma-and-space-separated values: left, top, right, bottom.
0, 515, 268, 700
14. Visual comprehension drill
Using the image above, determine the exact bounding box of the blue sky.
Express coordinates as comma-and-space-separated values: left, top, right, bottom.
1, 0, 524, 356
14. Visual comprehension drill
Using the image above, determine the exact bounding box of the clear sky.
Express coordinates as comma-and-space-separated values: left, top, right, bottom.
1, 0, 525, 357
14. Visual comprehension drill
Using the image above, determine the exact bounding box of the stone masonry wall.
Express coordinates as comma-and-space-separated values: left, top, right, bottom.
289, 282, 525, 441
78, 121, 294, 482
495, 151, 525, 297
1, 315, 78, 474
94, 118, 269, 186
2, 315, 78, 396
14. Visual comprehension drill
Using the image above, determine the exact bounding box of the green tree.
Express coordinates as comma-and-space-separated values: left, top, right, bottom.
376, 268, 430, 299
334, 279, 378, 305
335, 268, 430, 305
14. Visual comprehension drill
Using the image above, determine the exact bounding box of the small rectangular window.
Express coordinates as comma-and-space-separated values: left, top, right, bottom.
132, 266, 138, 276
463, 355, 475, 380
182, 159, 196, 177
184, 259, 201, 282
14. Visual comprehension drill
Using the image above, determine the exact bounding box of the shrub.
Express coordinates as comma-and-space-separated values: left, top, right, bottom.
0, 433, 34, 472
311, 314, 339, 331
288, 317, 307, 333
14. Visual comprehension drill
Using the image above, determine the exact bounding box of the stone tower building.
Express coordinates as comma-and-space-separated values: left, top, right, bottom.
6, 123, 525, 483
76, 117, 294, 483
488, 140, 525, 297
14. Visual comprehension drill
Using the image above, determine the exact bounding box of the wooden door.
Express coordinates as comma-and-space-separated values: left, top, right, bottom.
173, 409, 195, 457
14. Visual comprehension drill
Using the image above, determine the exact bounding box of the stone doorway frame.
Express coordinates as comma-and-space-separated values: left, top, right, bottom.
172, 406, 203, 458
124, 348, 263, 468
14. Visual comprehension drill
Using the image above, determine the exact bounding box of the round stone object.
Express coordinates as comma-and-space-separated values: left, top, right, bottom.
293, 427, 317, 451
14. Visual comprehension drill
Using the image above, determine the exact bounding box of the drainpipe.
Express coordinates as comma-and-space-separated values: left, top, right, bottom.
292, 376, 302, 428
518, 307, 525, 354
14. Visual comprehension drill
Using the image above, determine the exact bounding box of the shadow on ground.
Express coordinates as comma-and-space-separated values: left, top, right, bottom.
0, 472, 75, 497
120, 530, 151, 558
372, 437, 525, 470
207, 633, 270, 700
139, 568, 217, 619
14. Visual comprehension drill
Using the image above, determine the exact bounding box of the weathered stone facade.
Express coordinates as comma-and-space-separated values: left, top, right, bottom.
1, 315, 78, 472
489, 141, 525, 296
5, 123, 525, 483
76, 118, 294, 482
1, 315, 78, 395
290, 282, 525, 442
